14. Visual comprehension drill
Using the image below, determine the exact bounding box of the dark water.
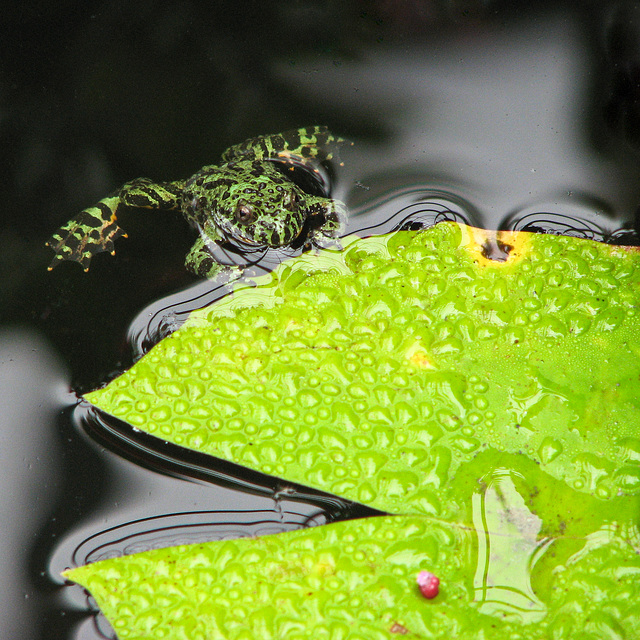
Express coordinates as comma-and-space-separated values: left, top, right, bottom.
3, 1, 640, 638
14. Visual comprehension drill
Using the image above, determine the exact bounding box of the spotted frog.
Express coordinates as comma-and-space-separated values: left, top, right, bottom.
46, 126, 350, 278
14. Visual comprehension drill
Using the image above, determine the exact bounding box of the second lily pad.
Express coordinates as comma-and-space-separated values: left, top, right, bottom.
64, 510, 640, 639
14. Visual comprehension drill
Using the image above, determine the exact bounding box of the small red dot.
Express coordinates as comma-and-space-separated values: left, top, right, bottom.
416, 570, 440, 599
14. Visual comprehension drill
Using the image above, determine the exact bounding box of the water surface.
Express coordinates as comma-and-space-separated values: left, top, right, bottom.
2, 2, 640, 638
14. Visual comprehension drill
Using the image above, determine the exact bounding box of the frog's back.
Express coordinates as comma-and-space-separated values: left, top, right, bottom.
181, 159, 297, 230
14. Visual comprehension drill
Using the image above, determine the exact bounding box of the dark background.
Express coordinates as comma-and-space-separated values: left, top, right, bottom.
4, 0, 640, 377
3, 1, 640, 638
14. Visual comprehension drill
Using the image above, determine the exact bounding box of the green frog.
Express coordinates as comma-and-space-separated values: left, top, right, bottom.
46, 126, 350, 278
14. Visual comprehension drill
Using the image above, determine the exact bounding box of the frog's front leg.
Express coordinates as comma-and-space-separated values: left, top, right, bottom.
184, 236, 241, 280
118, 178, 184, 211
305, 196, 347, 249
46, 178, 184, 271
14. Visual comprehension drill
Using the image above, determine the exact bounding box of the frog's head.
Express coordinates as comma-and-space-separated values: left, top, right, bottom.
203, 175, 307, 248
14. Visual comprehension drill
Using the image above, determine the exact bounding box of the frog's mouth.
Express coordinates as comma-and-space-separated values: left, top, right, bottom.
253, 220, 301, 247
210, 215, 258, 248
215, 217, 301, 249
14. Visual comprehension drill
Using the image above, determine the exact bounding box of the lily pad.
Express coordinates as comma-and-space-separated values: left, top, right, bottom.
68, 222, 640, 638
64, 511, 640, 639
86, 222, 640, 514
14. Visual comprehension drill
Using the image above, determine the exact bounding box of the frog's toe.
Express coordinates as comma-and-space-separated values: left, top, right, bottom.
46, 200, 126, 271
309, 233, 343, 252
316, 198, 347, 237
186, 252, 241, 280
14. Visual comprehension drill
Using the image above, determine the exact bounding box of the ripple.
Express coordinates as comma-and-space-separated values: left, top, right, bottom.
500, 197, 639, 245
70, 508, 327, 567
349, 186, 481, 236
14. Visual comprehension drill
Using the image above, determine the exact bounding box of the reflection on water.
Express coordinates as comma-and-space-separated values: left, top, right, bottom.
8, 2, 640, 638
471, 468, 550, 624
501, 199, 639, 244
350, 186, 480, 235
0, 330, 70, 640
65, 508, 327, 568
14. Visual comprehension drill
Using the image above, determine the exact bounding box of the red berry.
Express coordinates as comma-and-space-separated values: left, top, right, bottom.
416, 570, 440, 599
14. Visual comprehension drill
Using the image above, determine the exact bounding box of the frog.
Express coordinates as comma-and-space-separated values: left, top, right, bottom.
46, 126, 350, 278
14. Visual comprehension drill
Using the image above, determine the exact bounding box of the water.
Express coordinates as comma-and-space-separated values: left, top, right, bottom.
2, 1, 640, 638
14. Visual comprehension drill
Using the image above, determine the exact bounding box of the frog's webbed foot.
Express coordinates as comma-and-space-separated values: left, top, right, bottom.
47, 178, 185, 272
185, 236, 242, 280
46, 195, 126, 271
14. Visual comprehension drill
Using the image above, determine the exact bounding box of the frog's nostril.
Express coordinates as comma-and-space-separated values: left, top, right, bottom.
283, 192, 299, 211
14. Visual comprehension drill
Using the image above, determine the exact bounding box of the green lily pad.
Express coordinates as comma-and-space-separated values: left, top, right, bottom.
86, 222, 640, 514
69, 222, 640, 637
64, 509, 640, 639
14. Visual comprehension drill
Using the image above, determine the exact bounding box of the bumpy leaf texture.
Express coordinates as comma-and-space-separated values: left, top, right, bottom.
65, 513, 640, 639
87, 222, 640, 511
65, 222, 640, 638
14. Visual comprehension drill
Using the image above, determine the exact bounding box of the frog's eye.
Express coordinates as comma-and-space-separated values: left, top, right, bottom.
234, 202, 255, 225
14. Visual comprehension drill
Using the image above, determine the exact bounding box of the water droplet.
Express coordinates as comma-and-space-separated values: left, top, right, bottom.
536, 437, 563, 465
